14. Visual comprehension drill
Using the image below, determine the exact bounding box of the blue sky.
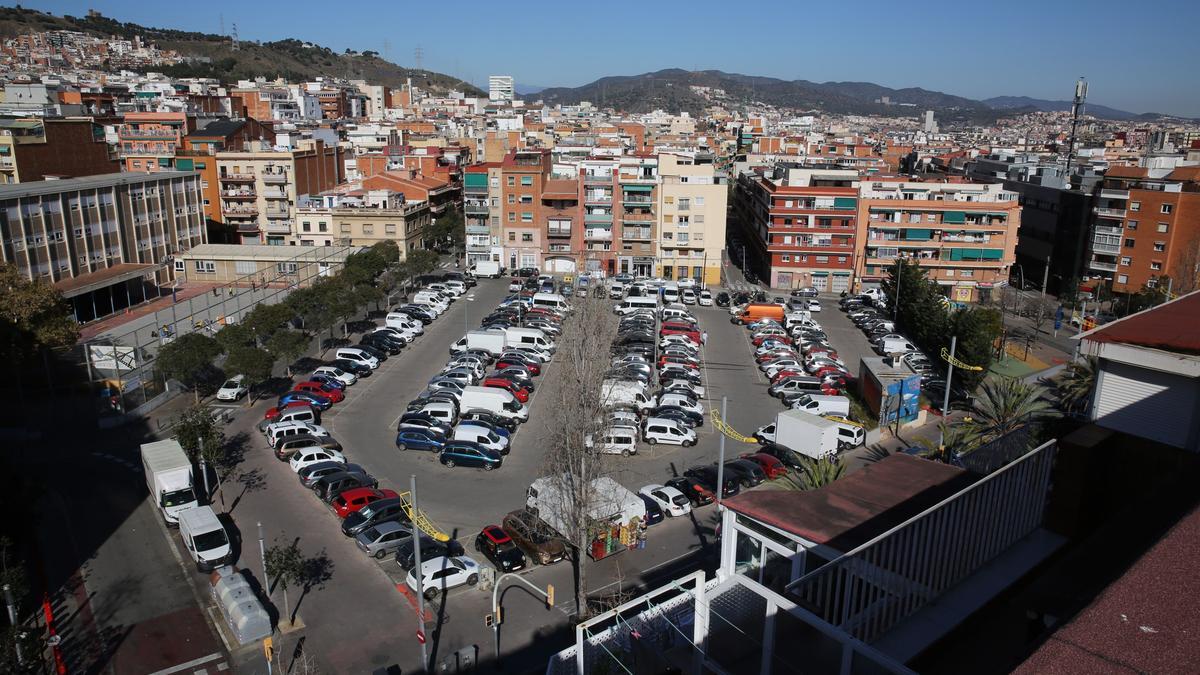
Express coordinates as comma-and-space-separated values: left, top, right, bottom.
28, 0, 1200, 116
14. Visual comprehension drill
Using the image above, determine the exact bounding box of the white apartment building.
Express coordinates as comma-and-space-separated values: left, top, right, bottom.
488, 75, 514, 102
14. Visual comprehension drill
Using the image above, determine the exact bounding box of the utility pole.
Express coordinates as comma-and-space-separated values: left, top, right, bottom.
715, 397, 727, 510
1040, 256, 1051, 305
411, 475, 428, 671
939, 336, 957, 451
257, 522, 269, 592
198, 436, 210, 503
4, 584, 23, 665
893, 258, 902, 321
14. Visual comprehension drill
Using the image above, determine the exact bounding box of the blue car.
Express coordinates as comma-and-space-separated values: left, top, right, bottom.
439, 441, 502, 471
309, 373, 347, 390
278, 391, 332, 411
457, 419, 510, 439
395, 428, 447, 452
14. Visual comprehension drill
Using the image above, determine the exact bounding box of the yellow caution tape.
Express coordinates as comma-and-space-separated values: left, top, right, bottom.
822, 415, 863, 428
398, 491, 450, 542
710, 407, 760, 444
940, 347, 984, 371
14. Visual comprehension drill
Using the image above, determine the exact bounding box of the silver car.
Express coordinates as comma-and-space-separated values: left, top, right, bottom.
355, 521, 413, 559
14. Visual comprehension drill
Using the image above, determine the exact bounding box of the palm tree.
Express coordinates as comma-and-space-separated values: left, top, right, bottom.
915, 419, 983, 462
971, 376, 1058, 439
782, 455, 846, 491
1053, 356, 1098, 416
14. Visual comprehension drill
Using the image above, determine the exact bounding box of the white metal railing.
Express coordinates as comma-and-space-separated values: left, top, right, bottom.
1094, 207, 1126, 218
1089, 260, 1118, 272
787, 440, 1057, 643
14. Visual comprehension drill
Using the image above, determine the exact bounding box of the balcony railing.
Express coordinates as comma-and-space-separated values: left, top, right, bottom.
583, 173, 612, 184
262, 190, 289, 200
585, 195, 613, 204
1094, 207, 1126, 219
261, 172, 288, 184
263, 221, 293, 234
464, 202, 489, 215
1100, 188, 1130, 200
223, 190, 256, 199
1089, 260, 1118, 272
584, 212, 613, 224
1092, 242, 1121, 254
223, 205, 258, 216
220, 173, 255, 182
547, 227, 573, 238
235, 221, 260, 233
584, 229, 612, 240
1094, 224, 1123, 236
622, 197, 654, 206
622, 228, 652, 240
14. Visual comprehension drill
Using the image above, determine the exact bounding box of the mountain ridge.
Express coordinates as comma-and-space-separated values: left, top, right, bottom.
981, 95, 1180, 121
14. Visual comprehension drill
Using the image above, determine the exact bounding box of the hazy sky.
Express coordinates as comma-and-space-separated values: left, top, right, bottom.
29, 0, 1200, 116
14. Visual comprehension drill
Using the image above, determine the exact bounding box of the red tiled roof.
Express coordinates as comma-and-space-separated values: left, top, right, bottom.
1165, 166, 1200, 182
723, 454, 972, 552
1014, 503, 1200, 675
1105, 166, 1149, 179
1082, 291, 1200, 355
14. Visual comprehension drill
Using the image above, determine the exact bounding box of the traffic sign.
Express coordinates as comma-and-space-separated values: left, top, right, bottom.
416, 630, 426, 644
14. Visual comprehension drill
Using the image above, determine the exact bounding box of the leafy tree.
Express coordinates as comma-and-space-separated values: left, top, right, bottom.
173, 403, 226, 501
405, 248, 441, 282
267, 330, 310, 377
971, 376, 1057, 440
0, 263, 79, 362
1053, 356, 1097, 416
915, 420, 983, 462
243, 302, 294, 344
947, 307, 1002, 390
784, 455, 846, 491
156, 333, 224, 402
224, 346, 274, 403
265, 540, 304, 627
215, 322, 254, 353
881, 259, 948, 350
428, 210, 464, 251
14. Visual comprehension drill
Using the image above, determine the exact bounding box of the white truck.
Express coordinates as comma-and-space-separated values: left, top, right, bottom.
526, 475, 646, 546
450, 330, 507, 356
764, 409, 841, 460
472, 260, 502, 278
600, 380, 653, 412
141, 439, 198, 525
459, 385, 528, 422
504, 327, 555, 353
177, 505, 232, 571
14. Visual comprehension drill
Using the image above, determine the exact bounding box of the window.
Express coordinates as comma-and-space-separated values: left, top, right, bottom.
1117, 274, 1129, 284
1150, 262, 1162, 271
815, 256, 829, 263
362, 224, 374, 235
1130, 202, 1140, 212
1157, 223, 1169, 233
521, 233, 533, 242
277, 262, 298, 274
838, 256, 847, 263
520, 176, 533, 186
507, 194, 515, 204
678, 198, 690, 211
319, 222, 328, 232
385, 224, 396, 235
521, 212, 533, 223
507, 212, 515, 222
694, 214, 704, 224
194, 260, 215, 273
302, 221, 311, 232
202, 199, 210, 206
490, 177, 499, 188
662, 232, 673, 240
695, 197, 704, 206
1124, 238, 1136, 248
1127, 220, 1138, 230
960, 269, 974, 277
340, 224, 351, 233
506, 176, 515, 186
1153, 242, 1166, 252
507, 232, 516, 241
520, 195, 532, 204
677, 216, 689, 226
173, 259, 185, 272
235, 260, 256, 275
1161, 204, 1173, 214
677, 233, 689, 243
1146, 277, 1158, 288
781, 254, 791, 263
1120, 256, 1131, 266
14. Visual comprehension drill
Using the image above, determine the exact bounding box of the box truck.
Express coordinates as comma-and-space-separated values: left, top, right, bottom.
472, 260, 502, 278
759, 409, 841, 460
449, 330, 507, 356
600, 380, 653, 412
459, 385, 528, 422
504, 327, 555, 353
141, 439, 197, 525
526, 475, 646, 559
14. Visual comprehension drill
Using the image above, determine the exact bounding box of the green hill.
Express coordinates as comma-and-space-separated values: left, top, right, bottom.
0, 6, 482, 96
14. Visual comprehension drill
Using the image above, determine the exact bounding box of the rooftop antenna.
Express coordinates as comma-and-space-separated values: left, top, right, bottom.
1063, 76, 1086, 183
383, 38, 391, 61
231, 22, 239, 51
414, 45, 424, 72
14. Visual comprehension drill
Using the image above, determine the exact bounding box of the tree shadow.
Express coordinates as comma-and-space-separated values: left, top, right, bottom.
291, 357, 324, 375
345, 319, 376, 334
259, 376, 295, 398
228, 467, 267, 514
291, 549, 334, 625
863, 444, 893, 464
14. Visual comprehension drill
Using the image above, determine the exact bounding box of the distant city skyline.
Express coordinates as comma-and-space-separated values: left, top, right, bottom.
26, 0, 1200, 117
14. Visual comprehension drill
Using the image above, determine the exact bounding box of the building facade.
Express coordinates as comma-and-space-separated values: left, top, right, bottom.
0, 117, 119, 183
175, 243, 354, 286
657, 154, 727, 285
293, 201, 429, 256
856, 180, 1022, 303
488, 75, 514, 102
0, 171, 205, 321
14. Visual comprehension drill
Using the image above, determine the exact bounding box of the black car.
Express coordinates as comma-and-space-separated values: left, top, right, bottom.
684, 466, 740, 499
398, 306, 435, 324
716, 292, 731, 307
475, 525, 527, 572
732, 292, 752, 305
394, 535, 466, 570
665, 476, 715, 507
341, 497, 407, 536
640, 495, 665, 525
299, 461, 368, 488
757, 442, 804, 470
311, 470, 378, 502
723, 459, 766, 488
650, 406, 702, 429
359, 336, 401, 356
397, 412, 453, 435
332, 358, 372, 377
406, 391, 460, 410
460, 409, 518, 432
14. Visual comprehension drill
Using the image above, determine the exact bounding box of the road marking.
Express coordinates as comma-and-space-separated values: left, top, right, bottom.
145, 652, 224, 675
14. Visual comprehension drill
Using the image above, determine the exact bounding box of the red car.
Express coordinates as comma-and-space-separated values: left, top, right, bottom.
752, 334, 793, 347
483, 377, 530, 403
769, 369, 805, 384
495, 358, 541, 375
739, 452, 789, 479
756, 350, 798, 364
293, 381, 345, 403
811, 365, 850, 379
661, 327, 702, 343
658, 354, 701, 369
263, 400, 313, 421
332, 488, 401, 518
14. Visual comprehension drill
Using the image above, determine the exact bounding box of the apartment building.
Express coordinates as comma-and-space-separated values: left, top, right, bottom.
616, 155, 659, 278
856, 180, 1022, 303
0, 117, 119, 183
577, 158, 618, 274
176, 243, 355, 286
117, 111, 195, 173
656, 153, 728, 285
488, 75, 514, 102
361, 170, 458, 218
1087, 165, 1200, 294
0, 171, 205, 322
215, 140, 344, 246
501, 149, 552, 271
463, 163, 504, 266
230, 86, 304, 122
294, 193, 429, 256
735, 165, 860, 293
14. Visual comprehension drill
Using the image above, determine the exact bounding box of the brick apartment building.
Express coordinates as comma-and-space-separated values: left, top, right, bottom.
116, 111, 195, 173
0, 117, 119, 183
1087, 165, 1200, 294
735, 165, 861, 293
856, 180, 1022, 303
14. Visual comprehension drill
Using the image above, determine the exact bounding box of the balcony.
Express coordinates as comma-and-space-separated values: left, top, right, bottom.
1092, 242, 1121, 255
584, 228, 612, 241
466, 224, 490, 235
1094, 207, 1126, 219
118, 129, 179, 140
1094, 224, 1123, 236
547, 227, 573, 238
622, 197, 654, 206
584, 212, 613, 224
262, 172, 288, 184
622, 228, 652, 241
235, 221, 260, 234
223, 205, 259, 216
263, 190, 289, 200
263, 220, 293, 234
1089, 260, 1118, 272
583, 173, 612, 184
621, 212, 654, 223
585, 194, 613, 205
220, 173, 255, 182
222, 190, 256, 199
1100, 188, 1130, 200
464, 201, 489, 216
265, 209, 291, 220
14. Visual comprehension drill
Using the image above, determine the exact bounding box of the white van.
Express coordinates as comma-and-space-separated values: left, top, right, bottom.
601, 380, 653, 412
826, 418, 866, 449
586, 426, 639, 456
266, 421, 331, 448
642, 418, 697, 446
177, 506, 231, 571
259, 405, 319, 431
414, 401, 458, 426
790, 394, 851, 417
459, 385, 528, 422
661, 283, 680, 304
385, 313, 424, 335
336, 347, 379, 370
614, 297, 659, 315
413, 292, 449, 312
504, 327, 555, 353
532, 293, 571, 313
876, 337, 917, 355
454, 424, 509, 453
661, 306, 695, 322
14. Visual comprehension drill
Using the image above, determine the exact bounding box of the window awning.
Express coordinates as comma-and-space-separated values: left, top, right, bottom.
622, 185, 653, 192
833, 197, 856, 209
812, 271, 830, 276
942, 211, 966, 224
833, 271, 851, 276
981, 249, 1003, 260
903, 228, 932, 240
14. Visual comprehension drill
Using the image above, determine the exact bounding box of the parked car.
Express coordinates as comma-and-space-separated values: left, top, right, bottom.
738, 452, 789, 480
311, 470, 377, 502
278, 391, 332, 411
216, 375, 248, 401
715, 292, 731, 307
684, 465, 740, 499
439, 441, 503, 470
332, 488, 400, 519
313, 365, 357, 386
298, 462, 368, 488
639, 484, 692, 517
341, 496, 406, 536
664, 476, 715, 507
640, 495, 665, 525
474, 525, 527, 572
394, 535, 465, 570
331, 358, 372, 378
722, 459, 766, 487
406, 555, 481, 600
356, 521, 413, 559
292, 381, 345, 403
289, 447, 346, 473
394, 427, 448, 452
501, 510, 566, 565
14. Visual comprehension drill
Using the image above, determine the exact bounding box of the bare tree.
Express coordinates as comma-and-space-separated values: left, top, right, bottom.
1172, 231, 1200, 296
534, 293, 618, 619
1022, 296, 1053, 338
